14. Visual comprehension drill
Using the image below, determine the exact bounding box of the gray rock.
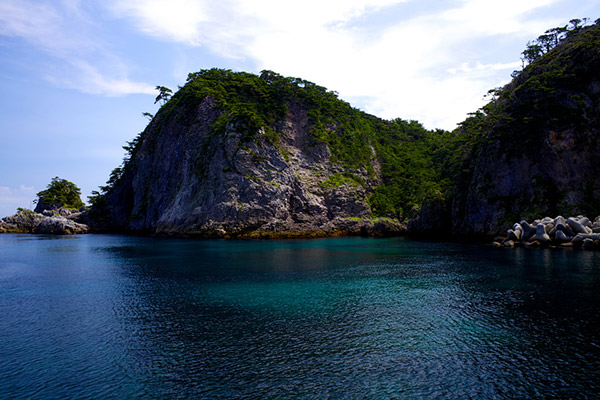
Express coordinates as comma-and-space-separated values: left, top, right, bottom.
542, 216, 554, 225
554, 216, 566, 226
578, 216, 592, 227
513, 223, 523, 232
530, 224, 550, 242
372, 218, 406, 236
553, 230, 570, 242
519, 220, 536, 240
569, 233, 600, 243
507, 228, 521, 241
542, 223, 554, 233
88, 96, 404, 237
555, 223, 574, 236
0, 210, 45, 233
582, 238, 596, 250
567, 217, 589, 234
33, 216, 89, 235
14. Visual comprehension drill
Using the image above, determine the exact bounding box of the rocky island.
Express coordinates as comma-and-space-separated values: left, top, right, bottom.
86, 70, 444, 238
3, 20, 600, 243
0, 177, 89, 234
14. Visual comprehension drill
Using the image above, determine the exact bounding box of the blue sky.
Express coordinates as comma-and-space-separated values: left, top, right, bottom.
1, 0, 599, 217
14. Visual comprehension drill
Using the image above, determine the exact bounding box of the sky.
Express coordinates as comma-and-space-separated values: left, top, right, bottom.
0, 0, 599, 217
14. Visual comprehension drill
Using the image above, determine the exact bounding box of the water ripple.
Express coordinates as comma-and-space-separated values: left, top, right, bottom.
1, 235, 600, 398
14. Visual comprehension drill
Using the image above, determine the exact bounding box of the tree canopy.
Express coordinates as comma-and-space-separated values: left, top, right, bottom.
36, 177, 85, 211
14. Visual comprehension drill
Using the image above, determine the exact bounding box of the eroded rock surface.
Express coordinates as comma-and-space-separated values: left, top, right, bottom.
91, 97, 404, 237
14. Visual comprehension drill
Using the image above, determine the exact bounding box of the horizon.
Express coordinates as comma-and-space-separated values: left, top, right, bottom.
1, 0, 599, 217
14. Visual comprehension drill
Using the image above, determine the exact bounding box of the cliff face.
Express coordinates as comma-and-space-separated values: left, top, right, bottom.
449, 23, 600, 235
91, 23, 600, 239
91, 72, 415, 237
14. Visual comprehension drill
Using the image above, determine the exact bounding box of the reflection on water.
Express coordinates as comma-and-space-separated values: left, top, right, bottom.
1, 234, 600, 399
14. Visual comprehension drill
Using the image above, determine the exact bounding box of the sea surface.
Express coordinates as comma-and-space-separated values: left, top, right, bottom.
1, 234, 599, 399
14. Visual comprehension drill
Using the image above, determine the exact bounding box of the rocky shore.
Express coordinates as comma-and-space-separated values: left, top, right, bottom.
0, 207, 89, 235
493, 215, 600, 250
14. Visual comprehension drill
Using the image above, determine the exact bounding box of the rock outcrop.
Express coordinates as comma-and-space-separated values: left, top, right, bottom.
33, 216, 89, 235
0, 207, 89, 235
89, 73, 409, 238
0, 210, 45, 233
493, 215, 600, 250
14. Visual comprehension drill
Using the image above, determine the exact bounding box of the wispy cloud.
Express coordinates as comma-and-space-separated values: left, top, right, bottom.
46, 59, 155, 96
0, 0, 154, 95
0, 185, 36, 217
107, 0, 563, 129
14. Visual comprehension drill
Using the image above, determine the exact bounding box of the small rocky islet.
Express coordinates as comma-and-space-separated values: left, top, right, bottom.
0, 207, 89, 235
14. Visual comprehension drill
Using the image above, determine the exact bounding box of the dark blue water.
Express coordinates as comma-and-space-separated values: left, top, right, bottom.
1, 234, 600, 399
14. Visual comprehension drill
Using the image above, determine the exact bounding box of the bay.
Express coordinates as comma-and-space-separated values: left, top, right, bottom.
1, 234, 599, 399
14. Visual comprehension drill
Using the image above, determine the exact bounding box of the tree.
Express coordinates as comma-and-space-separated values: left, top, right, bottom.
568, 18, 586, 31
154, 85, 173, 105
521, 42, 543, 65
35, 177, 85, 212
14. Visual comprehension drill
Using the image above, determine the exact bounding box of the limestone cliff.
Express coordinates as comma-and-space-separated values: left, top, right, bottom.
89, 70, 442, 237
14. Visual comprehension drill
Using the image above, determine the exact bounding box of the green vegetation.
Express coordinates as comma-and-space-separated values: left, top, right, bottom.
92, 68, 449, 218
447, 19, 600, 218
320, 172, 365, 189
36, 177, 85, 210
92, 18, 600, 225
470, 19, 600, 148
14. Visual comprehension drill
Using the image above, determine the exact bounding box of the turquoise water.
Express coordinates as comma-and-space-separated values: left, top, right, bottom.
1, 234, 600, 399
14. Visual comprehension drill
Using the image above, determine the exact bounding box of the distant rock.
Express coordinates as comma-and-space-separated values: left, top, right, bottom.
0, 207, 89, 235
33, 216, 89, 235
0, 210, 45, 233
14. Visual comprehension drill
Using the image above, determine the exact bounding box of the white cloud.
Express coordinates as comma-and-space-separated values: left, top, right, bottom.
46, 60, 155, 96
447, 62, 522, 75
110, 0, 209, 44
0, 185, 36, 217
0, 0, 153, 96
107, 0, 565, 129
1, 0, 578, 127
